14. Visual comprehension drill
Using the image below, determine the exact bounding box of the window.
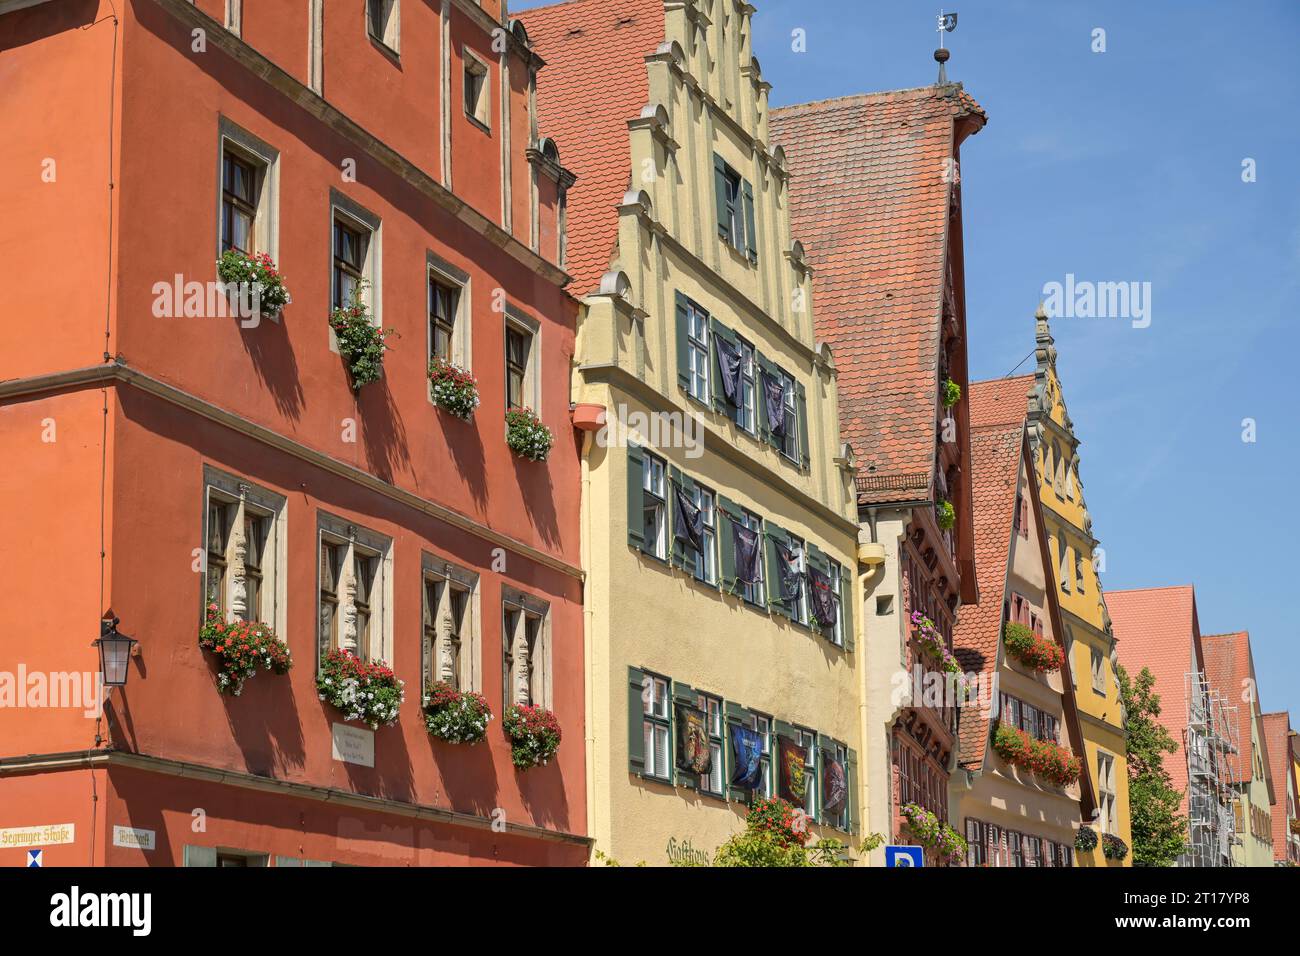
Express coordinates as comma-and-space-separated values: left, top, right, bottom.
642, 451, 667, 561
1097, 752, 1117, 833
740, 508, 764, 606
826, 740, 850, 830
332, 217, 367, 311
502, 590, 550, 711
786, 534, 808, 625
966, 819, 986, 867
1024, 835, 1041, 868
747, 712, 773, 798
463, 51, 490, 129
317, 515, 391, 667
1014, 491, 1029, 538
1091, 647, 1106, 695
429, 275, 459, 363
642, 673, 671, 781
203, 469, 284, 628
1075, 550, 1086, 592
221, 152, 257, 254
702, 695, 725, 796
1058, 537, 1071, 592
1008, 830, 1023, 868
826, 558, 845, 647
737, 339, 757, 434
692, 484, 717, 585
796, 727, 817, 818
780, 371, 799, 463
367, 0, 399, 53
713, 154, 755, 262
503, 308, 540, 411
421, 558, 479, 693
686, 301, 710, 404
224, 0, 242, 36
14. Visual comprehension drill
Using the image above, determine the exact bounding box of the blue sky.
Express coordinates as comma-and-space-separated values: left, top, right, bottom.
517, 1, 1300, 721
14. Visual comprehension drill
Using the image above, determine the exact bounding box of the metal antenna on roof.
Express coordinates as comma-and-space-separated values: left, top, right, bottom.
935, 10, 958, 84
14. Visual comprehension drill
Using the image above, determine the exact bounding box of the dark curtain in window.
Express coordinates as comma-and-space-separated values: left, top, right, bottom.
714, 337, 742, 405
809, 567, 837, 628
775, 540, 803, 606
732, 523, 761, 584
821, 749, 847, 815
673, 486, 704, 553
762, 370, 786, 437
730, 724, 764, 790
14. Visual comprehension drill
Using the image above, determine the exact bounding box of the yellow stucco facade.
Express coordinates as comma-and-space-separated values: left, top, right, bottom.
1231, 710, 1276, 867
1025, 309, 1132, 866
570, 2, 863, 865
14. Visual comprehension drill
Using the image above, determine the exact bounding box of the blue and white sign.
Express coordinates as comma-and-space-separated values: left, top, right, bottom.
885, 845, 924, 868
26, 849, 43, 868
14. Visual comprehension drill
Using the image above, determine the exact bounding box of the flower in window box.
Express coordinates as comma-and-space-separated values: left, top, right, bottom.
991, 723, 1081, 787
502, 703, 561, 770
505, 407, 554, 462
899, 803, 967, 864
198, 603, 293, 696
1101, 832, 1129, 861
1074, 825, 1099, 853
329, 281, 397, 391
422, 680, 492, 744
427, 357, 480, 420
909, 610, 962, 675
1002, 621, 1065, 672
941, 378, 961, 408
935, 498, 956, 531
316, 649, 405, 730
216, 250, 292, 320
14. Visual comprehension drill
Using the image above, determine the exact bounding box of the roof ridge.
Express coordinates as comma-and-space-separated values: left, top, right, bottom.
772, 82, 972, 113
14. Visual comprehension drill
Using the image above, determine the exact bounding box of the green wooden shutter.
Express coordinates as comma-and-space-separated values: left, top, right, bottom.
628, 666, 647, 775
675, 291, 691, 393
672, 681, 699, 789
742, 179, 758, 263
842, 562, 856, 654
668, 468, 698, 577
627, 442, 646, 554
796, 380, 810, 468
718, 496, 741, 594
847, 748, 860, 835
765, 520, 791, 618
183, 845, 217, 867
713, 154, 731, 242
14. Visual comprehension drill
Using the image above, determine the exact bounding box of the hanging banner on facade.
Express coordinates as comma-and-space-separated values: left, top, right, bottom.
821, 749, 847, 815
775, 540, 803, 607
809, 567, 837, 628
730, 723, 764, 790
732, 523, 761, 584
673, 485, 704, 553
762, 370, 786, 437
675, 703, 711, 776
777, 734, 808, 804
715, 337, 742, 406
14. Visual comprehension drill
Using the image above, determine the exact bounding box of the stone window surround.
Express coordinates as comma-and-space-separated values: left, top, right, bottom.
501, 585, 551, 711
426, 251, 473, 376
201, 465, 287, 634
328, 190, 383, 348
215, 116, 281, 267
503, 302, 541, 413
317, 511, 394, 667
367, 0, 401, 55
420, 552, 481, 694
462, 46, 491, 131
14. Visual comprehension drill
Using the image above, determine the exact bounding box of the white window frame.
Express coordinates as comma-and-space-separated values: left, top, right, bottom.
642, 673, 672, 782
463, 47, 491, 130
740, 508, 765, 606
747, 712, 773, 798
826, 557, 845, 647
426, 252, 471, 373
420, 553, 480, 694
796, 727, 818, 819
224, 0, 241, 36
316, 512, 393, 668
328, 190, 383, 335
367, 0, 400, 54
686, 302, 710, 405
215, 117, 280, 266
720, 162, 747, 255
503, 304, 541, 413
780, 371, 799, 463
701, 693, 725, 796
787, 535, 808, 625
692, 483, 717, 585
501, 587, 551, 711
828, 740, 850, 830
202, 466, 287, 634
738, 338, 757, 434
1091, 646, 1106, 696
1097, 752, 1117, 833
642, 452, 667, 561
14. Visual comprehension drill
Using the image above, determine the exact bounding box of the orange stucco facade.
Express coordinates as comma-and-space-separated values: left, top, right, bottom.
0, 0, 587, 866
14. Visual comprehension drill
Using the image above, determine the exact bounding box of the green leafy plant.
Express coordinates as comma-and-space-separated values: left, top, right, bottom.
422, 680, 492, 744
935, 498, 955, 530
198, 602, 292, 695
316, 649, 404, 729
428, 357, 480, 420
1102, 833, 1129, 861
1117, 663, 1188, 866
503, 703, 561, 769
216, 250, 291, 318
505, 407, 554, 462
1002, 621, 1065, 671
1075, 825, 1098, 852
910, 610, 962, 675
900, 803, 967, 864
329, 281, 396, 390
942, 378, 961, 408
991, 723, 1082, 787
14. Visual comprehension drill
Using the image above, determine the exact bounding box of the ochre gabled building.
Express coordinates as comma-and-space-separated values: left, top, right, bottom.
1023, 309, 1132, 865
949, 380, 1092, 866
1260, 711, 1299, 865
774, 85, 984, 863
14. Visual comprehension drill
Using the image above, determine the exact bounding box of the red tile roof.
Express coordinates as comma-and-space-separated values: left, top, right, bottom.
1201, 631, 1269, 797
968, 375, 1035, 429
952, 414, 1024, 768
1261, 711, 1295, 862
771, 86, 986, 503
522, 0, 665, 296
1109, 585, 1202, 809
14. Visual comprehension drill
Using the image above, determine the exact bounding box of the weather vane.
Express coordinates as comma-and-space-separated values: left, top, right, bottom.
935, 10, 958, 83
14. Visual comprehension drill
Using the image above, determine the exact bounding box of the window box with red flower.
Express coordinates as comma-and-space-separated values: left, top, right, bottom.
422, 680, 492, 744
900, 803, 967, 864
198, 603, 292, 695
1003, 621, 1065, 672
992, 722, 1081, 787
503, 703, 561, 769
316, 649, 404, 730
1102, 832, 1129, 861
428, 357, 480, 420
329, 281, 396, 391
216, 250, 291, 319
505, 407, 554, 462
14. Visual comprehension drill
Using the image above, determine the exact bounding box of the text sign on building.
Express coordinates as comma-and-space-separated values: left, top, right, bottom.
0, 824, 75, 849
112, 826, 156, 851
885, 845, 924, 868
331, 722, 375, 767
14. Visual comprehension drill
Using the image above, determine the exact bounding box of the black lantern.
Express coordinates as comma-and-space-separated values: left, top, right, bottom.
94, 611, 137, 688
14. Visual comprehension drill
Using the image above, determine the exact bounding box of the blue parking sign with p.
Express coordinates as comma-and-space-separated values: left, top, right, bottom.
885, 845, 924, 868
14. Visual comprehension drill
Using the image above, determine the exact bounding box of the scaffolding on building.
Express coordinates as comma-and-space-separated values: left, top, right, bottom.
1182, 670, 1240, 867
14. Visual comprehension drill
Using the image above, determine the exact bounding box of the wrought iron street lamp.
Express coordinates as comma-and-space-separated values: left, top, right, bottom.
94, 612, 137, 688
